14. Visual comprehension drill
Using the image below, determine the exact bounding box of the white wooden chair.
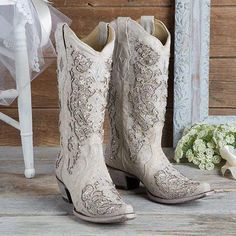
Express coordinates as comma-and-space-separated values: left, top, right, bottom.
0, 0, 52, 178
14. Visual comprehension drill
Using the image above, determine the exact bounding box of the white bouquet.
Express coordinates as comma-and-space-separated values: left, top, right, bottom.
175, 123, 236, 171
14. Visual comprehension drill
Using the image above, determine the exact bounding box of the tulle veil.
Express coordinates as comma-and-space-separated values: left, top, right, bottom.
0, 0, 71, 105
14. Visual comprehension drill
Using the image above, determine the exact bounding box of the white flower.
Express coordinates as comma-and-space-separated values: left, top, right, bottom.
186, 149, 194, 162
188, 129, 198, 136
197, 152, 206, 161
198, 144, 207, 153
218, 140, 227, 148
175, 122, 236, 171
212, 155, 221, 164
206, 155, 213, 161
193, 139, 206, 153
205, 162, 214, 171
194, 139, 205, 146
229, 125, 236, 132
225, 134, 235, 144
197, 130, 207, 138
186, 149, 192, 156
221, 124, 232, 132
199, 163, 206, 171
207, 142, 215, 149
175, 147, 184, 162
181, 135, 190, 143
193, 158, 200, 165
205, 148, 214, 157
217, 132, 224, 140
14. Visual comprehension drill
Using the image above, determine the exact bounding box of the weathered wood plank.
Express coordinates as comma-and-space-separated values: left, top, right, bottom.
0, 109, 60, 147
0, 163, 235, 197
210, 7, 236, 57
52, 0, 236, 7
52, 0, 173, 7
0, 190, 235, 216
3, 8, 236, 109
0, 109, 173, 147
2, 57, 236, 110
0, 147, 173, 161
1, 213, 236, 236
210, 58, 236, 82
209, 108, 236, 116
212, 0, 236, 6
31, 64, 59, 108
5, 39, 236, 112
0, 147, 235, 197
0, 108, 235, 147
0, 59, 174, 109
28, 59, 236, 109
58, 6, 174, 38
4, 58, 236, 111
209, 81, 236, 108
1, 4, 236, 147
52, 6, 236, 58
49, 5, 236, 59
0, 147, 60, 161
0, 148, 235, 235
0, 162, 235, 217
1, 213, 235, 236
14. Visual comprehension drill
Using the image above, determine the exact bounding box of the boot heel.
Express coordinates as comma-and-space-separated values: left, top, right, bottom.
57, 178, 73, 204
108, 167, 140, 190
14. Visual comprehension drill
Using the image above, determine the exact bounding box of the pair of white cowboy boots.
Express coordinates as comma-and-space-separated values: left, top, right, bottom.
55, 16, 214, 224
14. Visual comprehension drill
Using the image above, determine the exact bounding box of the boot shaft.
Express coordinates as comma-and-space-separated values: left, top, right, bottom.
55, 23, 115, 176
107, 17, 171, 163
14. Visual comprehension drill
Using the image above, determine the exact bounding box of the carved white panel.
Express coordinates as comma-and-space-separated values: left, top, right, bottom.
173, 0, 236, 146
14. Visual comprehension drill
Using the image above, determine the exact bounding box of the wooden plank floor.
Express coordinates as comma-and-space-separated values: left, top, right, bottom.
0, 147, 236, 236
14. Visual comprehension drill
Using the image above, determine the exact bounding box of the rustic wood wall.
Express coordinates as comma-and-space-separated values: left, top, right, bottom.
0, 0, 235, 147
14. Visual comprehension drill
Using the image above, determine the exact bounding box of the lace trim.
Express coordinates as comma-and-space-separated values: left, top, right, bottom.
16, 0, 33, 24
3, 36, 40, 72
3, 39, 14, 49
81, 178, 123, 215
16, 0, 41, 72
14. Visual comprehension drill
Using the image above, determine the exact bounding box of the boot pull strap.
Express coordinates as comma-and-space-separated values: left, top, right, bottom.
117, 17, 130, 43
98, 22, 109, 47
140, 16, 155, 34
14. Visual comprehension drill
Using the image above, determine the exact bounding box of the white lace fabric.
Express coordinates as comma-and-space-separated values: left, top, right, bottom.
16, 0, 33, 23
0, 0, 71, 105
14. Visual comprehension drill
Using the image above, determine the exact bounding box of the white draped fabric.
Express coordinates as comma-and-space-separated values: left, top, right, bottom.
0, 0, 71, 105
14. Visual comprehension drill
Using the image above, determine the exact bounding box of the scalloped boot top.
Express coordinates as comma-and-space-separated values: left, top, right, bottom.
55, 22, 135, 223
105, 16, 214, 204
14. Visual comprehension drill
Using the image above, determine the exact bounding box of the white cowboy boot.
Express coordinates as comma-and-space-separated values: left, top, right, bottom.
106, 16, 214, 204
55, 23, 135, 223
